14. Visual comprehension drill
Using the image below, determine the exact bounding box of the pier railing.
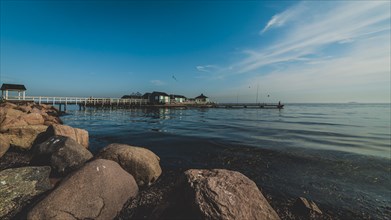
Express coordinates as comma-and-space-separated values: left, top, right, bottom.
2, 96, 283, 109
3, 96, 148, 106
216, 103, 284, 109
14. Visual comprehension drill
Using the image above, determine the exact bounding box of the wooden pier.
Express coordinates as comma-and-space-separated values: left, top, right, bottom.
215, 103, 284, 109
2, 96, 284, 110
3, 96, 148, 111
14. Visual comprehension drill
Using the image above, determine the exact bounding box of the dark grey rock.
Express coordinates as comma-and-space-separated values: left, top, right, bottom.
27, 159, 138, 220
178, 169, 280, 220
0, 166, 52, 220
33, 135, 93, 175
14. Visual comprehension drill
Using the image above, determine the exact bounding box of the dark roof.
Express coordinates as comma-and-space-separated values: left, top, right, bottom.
1, 84, 26, 91
151, 91, 169, 96
170, 94, 187, 99
195, 93, 208, 99
122, 92, 142, 99
142, 92, 151, 98
122, 95, 141, 99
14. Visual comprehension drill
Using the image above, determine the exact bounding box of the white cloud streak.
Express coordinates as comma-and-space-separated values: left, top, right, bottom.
195, 65, 231, 80
218, 1, 390, 102
260, 2, 306, 34
150, 80, 166, 86
238, 1, 390, 74
196, 65, 219, 73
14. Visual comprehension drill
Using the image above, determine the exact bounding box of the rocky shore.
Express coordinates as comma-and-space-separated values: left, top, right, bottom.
0, 102, 324, 220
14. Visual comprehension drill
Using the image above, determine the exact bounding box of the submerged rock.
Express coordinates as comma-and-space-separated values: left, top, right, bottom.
178, 169, 280, 220
0, 166, 52, 220
33, 135, 93, 175
293, 197, 323, 219
97, 143, 162, 187
27, 159, 138, 220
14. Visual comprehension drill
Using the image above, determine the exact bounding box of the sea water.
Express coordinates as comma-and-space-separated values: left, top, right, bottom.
61, 103, 391, 219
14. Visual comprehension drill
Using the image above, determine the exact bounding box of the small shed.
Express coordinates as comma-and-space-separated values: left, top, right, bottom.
1, 83, 27, 100
195, 93, 209, 103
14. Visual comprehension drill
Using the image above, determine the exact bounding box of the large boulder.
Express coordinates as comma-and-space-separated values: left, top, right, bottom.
96, 143, 162, 186
178, 169, 280, 220
5, 125, 48, 150
27, 159, 138, 220
0, 134, 10, 158
0, 166, 52, 220
0, 115, 28, 132
39, 124, 89, 148
33, 135, 93, 174
20, 113, 44, 125
0, 102, 17, 110
0, 107, 24, 123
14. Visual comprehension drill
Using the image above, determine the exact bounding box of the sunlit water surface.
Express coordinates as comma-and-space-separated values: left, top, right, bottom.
62, 103, 391, 219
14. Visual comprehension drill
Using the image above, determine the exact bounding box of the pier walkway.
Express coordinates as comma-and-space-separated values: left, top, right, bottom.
3, 96, 148, 111
216, 103, 284, 109
2, 96, 284, 110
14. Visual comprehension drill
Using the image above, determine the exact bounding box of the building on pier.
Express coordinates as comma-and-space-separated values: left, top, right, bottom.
195, 93, 209, 104
1, 83, 27, 100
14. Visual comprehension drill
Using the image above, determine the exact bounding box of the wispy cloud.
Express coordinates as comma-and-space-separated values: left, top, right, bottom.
150, 80, 166, 86
260, 2, 305, 34
195, 65, 231, 80
238, 1, 390, 73
196, 65, 221, 73
207, 1, 390, 102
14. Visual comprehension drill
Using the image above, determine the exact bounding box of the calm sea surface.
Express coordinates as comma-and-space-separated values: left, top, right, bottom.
61, 103, 391, 219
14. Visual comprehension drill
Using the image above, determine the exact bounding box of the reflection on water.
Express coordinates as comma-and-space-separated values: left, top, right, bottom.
61, 104, 391, 219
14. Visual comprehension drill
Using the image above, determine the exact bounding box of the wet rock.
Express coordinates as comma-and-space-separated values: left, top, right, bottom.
178, 169, 280, 220
27, 159, 138, 220
0, 152, 33, 171
97, 143, 162, 187
293, 197, 323, 219
39, 124, 89, 148
116, 169, 183, 220
0, 134, 10, 158
6, 125, 48, 150
0, 166, 52, 220
33, 135, 93, 174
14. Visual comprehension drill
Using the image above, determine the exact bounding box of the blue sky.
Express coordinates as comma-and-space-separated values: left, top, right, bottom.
1, 1, 390, 103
